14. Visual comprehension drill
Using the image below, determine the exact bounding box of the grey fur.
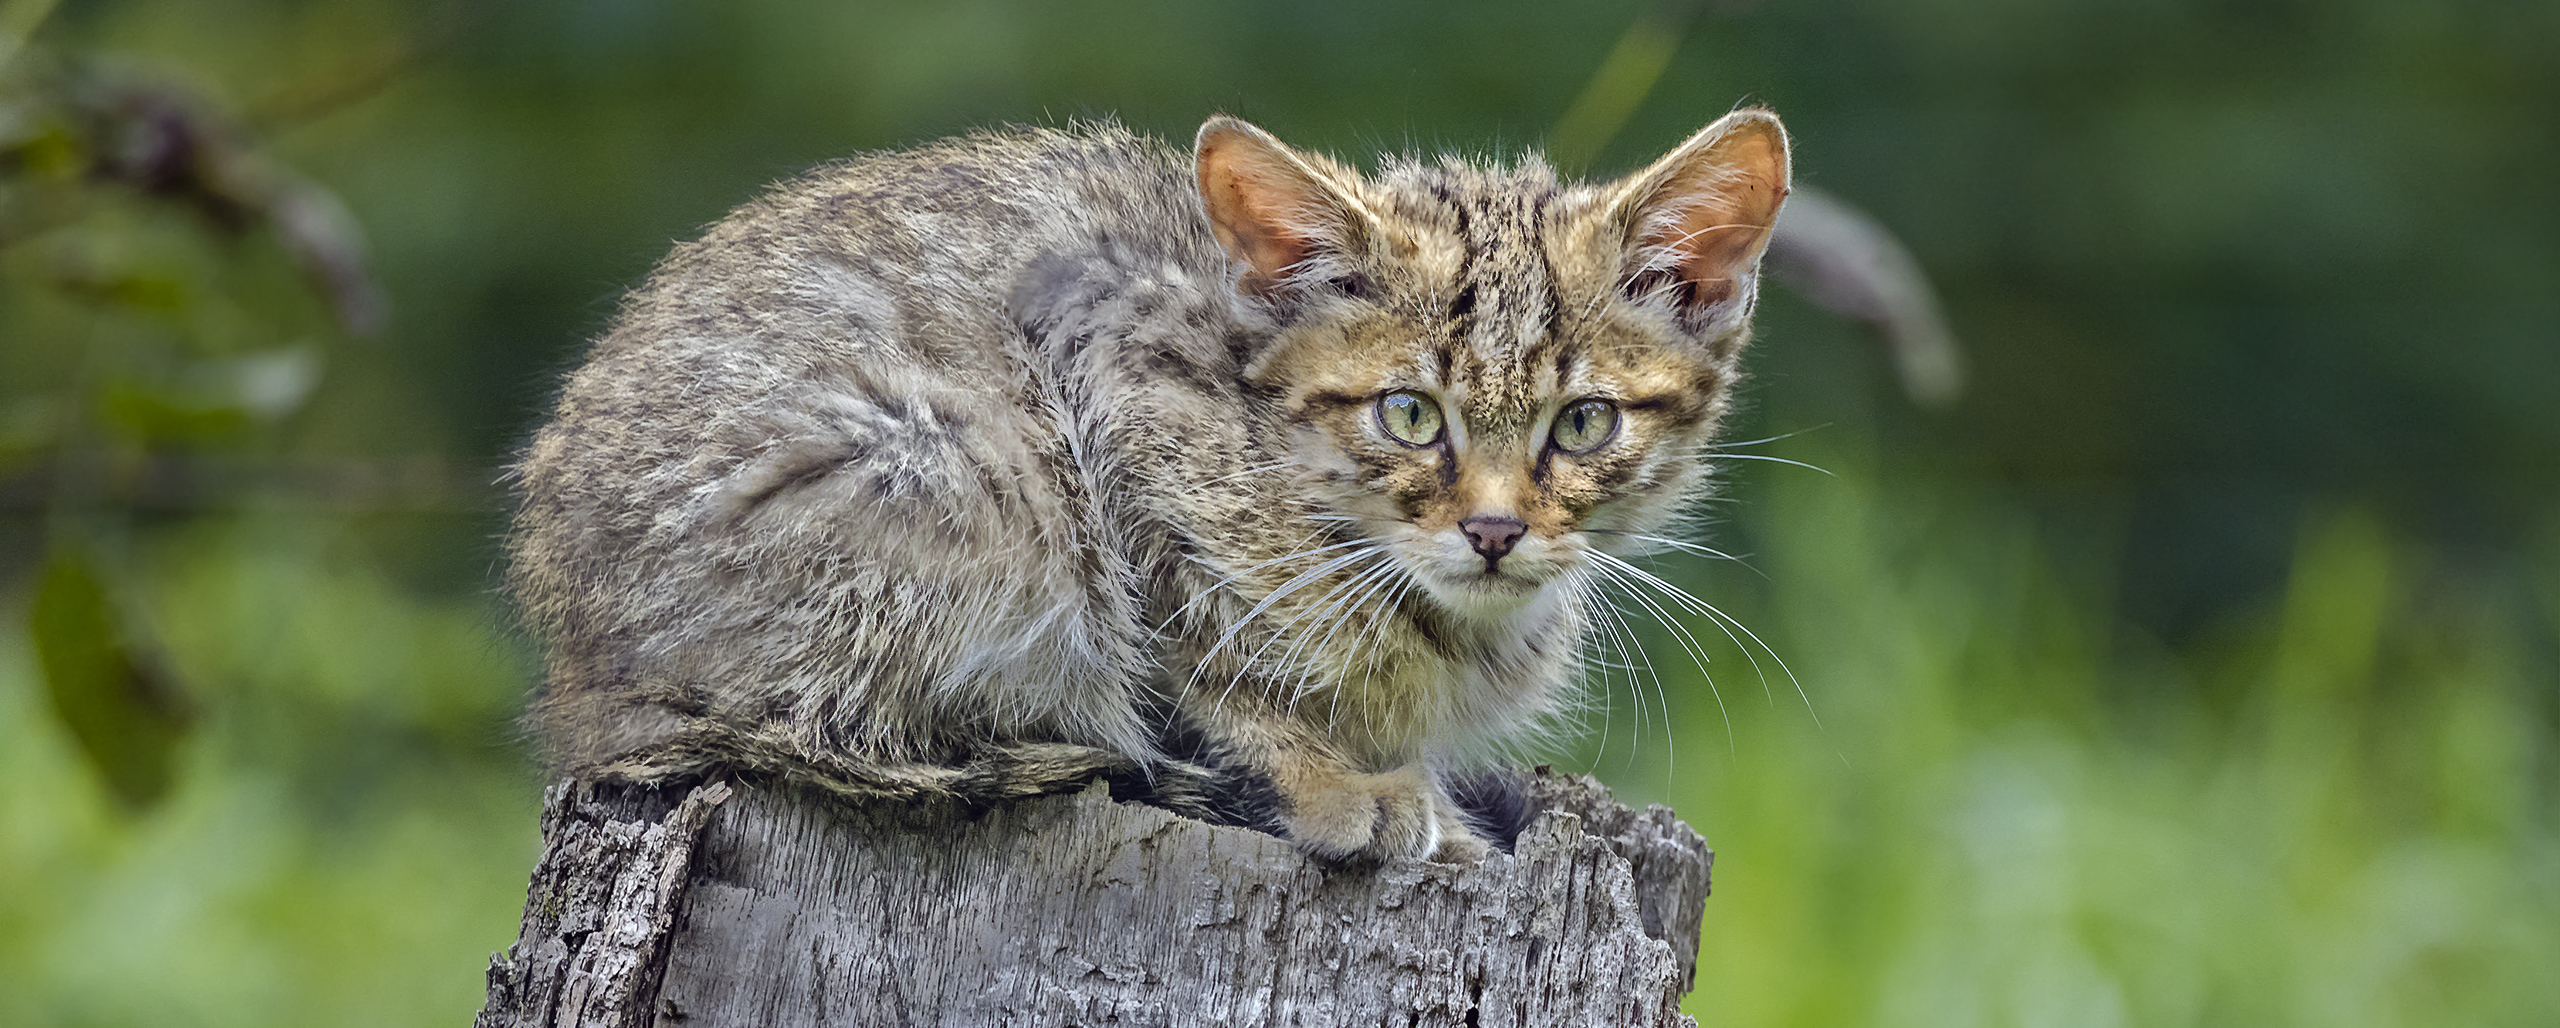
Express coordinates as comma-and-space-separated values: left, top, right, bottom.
509, 112, 1789, 861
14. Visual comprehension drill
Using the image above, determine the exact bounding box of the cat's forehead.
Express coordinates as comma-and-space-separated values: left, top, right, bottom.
1365, 160, 1695, 421
1371, 157, 1583, 275
1370, 162, 1580, 396
1437, 323, 1714, 431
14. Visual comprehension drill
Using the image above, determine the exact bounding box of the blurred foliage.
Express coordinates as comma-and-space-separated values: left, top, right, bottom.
3, 6, 393, 824
1620, 456, 2558, 1026
1, 0, 2553, 1025
27, 540, 191, 807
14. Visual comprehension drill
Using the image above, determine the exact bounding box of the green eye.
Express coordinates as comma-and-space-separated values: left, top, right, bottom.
1376, 391, 1444, 446
1550, 398, 1620, 453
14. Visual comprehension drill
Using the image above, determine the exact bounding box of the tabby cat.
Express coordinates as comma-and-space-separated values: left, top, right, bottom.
508, 109, 1789, 862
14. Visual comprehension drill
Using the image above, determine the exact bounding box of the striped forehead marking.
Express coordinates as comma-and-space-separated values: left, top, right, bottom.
1419, 172, 1573, 423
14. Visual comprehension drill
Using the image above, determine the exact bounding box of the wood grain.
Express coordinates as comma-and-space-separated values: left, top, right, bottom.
476, 770, 1710, 1027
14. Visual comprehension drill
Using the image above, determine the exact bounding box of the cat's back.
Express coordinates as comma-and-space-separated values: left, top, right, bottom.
511, 122, 1216, 767
600, 122, 1204, 371
520, 120, 1211, 532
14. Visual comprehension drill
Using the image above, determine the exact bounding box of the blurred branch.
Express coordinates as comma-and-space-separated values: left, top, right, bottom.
2, 55, 387, 335
1765, 185, 1966, 406
3, 30, 435, 815
245, 0, 496, 133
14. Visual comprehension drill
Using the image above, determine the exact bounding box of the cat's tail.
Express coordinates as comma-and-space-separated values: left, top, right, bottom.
579, 720, 1229, 822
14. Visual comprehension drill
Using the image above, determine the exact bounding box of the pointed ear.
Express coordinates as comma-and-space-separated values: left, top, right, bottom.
1608, 108, 1790, 326
1194, 116, 1376, 299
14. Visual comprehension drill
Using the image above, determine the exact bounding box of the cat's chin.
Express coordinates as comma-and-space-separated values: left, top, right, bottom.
1421, 570, 1551, 621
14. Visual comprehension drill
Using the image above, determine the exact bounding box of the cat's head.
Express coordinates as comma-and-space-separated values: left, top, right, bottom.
1195, 110, 1789, 619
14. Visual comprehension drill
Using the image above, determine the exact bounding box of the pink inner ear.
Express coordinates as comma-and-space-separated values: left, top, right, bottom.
1668, 198, 1766, 309
1647, 130, 1788, 311
1207, 165, 1312, 284
1198, 134, 1327, 295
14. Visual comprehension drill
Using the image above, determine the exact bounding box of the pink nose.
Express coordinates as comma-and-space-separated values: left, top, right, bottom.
1460, 516, 1527, 560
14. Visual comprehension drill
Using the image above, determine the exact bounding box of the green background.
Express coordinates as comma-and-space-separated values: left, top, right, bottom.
3, 1, 2553, 1024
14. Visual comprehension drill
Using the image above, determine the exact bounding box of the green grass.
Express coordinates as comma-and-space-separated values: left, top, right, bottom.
1, 463, 2552, 1026
1647, 456, 2559, 1026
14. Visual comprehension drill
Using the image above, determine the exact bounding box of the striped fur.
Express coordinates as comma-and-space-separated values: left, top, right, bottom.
509, 111, 1789, 861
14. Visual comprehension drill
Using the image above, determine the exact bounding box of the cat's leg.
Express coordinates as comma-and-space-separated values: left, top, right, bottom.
1166, 696, 1491, 863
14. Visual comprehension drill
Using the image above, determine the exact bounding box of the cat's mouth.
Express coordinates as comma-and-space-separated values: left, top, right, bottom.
1460, 570, 1537, 593
1393, 525, 1575, 614
1419, 561, 1556, 615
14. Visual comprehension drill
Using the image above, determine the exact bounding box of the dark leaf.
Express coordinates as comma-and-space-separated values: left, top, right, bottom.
27, 539, 193, 809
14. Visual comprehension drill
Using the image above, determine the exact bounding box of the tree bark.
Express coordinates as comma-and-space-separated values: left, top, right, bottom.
474, 769, 1712, 1027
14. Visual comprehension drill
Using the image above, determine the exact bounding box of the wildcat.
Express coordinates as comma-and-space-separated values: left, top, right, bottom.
507, 109, 1789, 862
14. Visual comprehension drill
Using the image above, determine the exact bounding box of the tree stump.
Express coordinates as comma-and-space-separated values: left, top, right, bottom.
473, 769, 1712, 1027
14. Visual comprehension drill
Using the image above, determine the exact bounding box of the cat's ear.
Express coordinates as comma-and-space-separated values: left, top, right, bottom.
1195, 116, 1379, 300
1606, 108, 1790, 331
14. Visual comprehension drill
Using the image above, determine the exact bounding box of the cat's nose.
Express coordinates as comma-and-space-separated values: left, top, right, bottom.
1460, 516, 1528, 561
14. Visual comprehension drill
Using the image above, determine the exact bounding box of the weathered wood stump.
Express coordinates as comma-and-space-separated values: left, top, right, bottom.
473, 769, 1711, 1027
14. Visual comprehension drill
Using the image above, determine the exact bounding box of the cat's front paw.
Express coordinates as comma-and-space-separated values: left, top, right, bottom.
1279, 765, 1489, 864
1280, 765, 1435, 861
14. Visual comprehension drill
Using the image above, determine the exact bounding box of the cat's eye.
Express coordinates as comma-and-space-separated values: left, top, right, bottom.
1550, 399, 1620, 453
1376, 391, 1444, 447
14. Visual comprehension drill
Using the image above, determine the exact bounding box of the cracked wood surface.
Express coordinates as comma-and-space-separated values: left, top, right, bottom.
475, 770, 1710, 1027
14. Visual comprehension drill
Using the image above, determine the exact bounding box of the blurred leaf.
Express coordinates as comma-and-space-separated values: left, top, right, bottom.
59, 268, 191, 319
101, 376, 256, 444
93, 346, 323, 445
28, 538, 193, 808
221, 345, 321, 419
0, 0, 60, 71
0, 394, 60, 460
1548, 0, 1698, 173
8, 122, 83, 179
2270, 509, 2391, 702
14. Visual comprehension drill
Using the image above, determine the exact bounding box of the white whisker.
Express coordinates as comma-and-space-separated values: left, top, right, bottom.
1700, 452, 1834, 476
1588, 550, 1823, 733
1586, 529, 1757, 570
1305, 562, 1413, 728
1158, 534, 1374, 630
1577, 580, 1637, 766
1266, 557, 1404, 702
1225, 551, 1393, 694
1587, 558, 1733, 759
1184, 545, 1383, 697
1309, 560, 1407, 687
1695, 427, 1823, 451
1192, 457, 1305, 488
